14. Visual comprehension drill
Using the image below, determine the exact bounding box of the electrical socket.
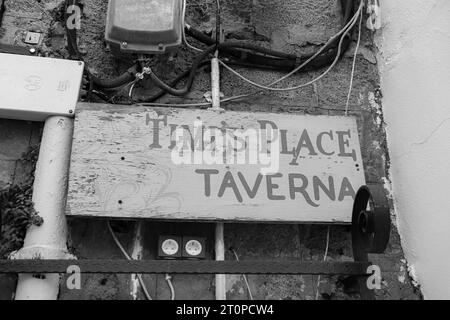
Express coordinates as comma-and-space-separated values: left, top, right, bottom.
158, 235, 182, 259
24, 32, 41, 45
182, 236, 206, 259
157, 235, 206, 260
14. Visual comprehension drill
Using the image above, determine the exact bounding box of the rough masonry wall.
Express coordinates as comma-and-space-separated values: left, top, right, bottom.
0, 0, 420, 300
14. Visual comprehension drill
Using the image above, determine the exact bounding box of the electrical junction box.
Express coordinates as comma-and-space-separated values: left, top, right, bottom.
0, 53, 84, 121
105, 0, 183, 55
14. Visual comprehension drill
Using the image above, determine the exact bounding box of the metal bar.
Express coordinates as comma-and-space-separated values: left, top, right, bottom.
215, 223, 226, 299
0, 260, 370, 275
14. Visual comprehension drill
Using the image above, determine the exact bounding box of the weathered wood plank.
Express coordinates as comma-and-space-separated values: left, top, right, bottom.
67, 102, 365, 223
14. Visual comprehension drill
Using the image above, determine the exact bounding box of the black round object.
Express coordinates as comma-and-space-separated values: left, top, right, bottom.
351, 184, 391, 261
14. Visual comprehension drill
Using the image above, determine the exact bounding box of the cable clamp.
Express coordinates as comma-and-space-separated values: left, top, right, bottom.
135, 67, 152, 80
366, 0, 381, 31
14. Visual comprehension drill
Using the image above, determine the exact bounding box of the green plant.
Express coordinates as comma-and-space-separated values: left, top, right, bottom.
0, 146, 43, 258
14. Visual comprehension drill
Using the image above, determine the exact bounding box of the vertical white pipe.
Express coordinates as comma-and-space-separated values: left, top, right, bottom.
210, 51, 227, 300
14, 116, 74, 300
130, 222, 144, 300
210, 55, 223, 112
215, 223, 226, 300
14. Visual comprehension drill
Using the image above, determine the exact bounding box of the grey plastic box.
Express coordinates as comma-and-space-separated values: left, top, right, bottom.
105, 0, 183, 55
0, 53, 83, 121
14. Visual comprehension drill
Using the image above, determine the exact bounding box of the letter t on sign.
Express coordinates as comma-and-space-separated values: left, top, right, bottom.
147, 114, 168, 149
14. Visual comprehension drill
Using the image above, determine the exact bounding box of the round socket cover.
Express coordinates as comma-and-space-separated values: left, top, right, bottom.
185, 239, 202, 257
161, 238, 179, 256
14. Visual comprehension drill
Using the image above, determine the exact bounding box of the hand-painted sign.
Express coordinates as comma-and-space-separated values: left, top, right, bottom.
67, 103, 365, 223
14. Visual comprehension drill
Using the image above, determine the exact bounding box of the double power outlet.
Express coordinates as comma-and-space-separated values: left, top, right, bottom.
158, 235, 206, 260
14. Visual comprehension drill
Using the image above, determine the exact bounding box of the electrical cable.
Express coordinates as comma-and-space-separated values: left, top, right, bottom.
146, 39, 295, 97
217, 0, 363, 92
147, 45, 217, 96
165, 274, 176, 300
185, 25, 303, 71
136, 9, 359, 104
135, 2, 362, 107
345, 4, 363, 115
230, 248, 254, 300
133, 59, 296, 104
65, 0, 140, 90
256, 1, 362, 88
185, 24, 296, 60
65, 0, 356, 100
182, 1, 204, 52
215, 0, 221, 47
133, 60, 210, 103
106, 221, 153, 300
184, 0, 355, 69
143, 0, 359, 102
315, 226, 330, 300
0, 0, 6, 29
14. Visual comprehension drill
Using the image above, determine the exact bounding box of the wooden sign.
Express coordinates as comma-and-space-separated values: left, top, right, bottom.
67, 103, 365, 223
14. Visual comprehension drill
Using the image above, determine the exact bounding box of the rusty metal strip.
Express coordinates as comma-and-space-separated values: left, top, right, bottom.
0, 260, 370, 275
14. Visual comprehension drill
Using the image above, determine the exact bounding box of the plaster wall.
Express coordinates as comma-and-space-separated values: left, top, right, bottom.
376, 0, 450, 299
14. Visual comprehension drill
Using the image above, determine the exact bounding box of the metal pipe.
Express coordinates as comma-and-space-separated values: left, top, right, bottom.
210, 53, 224, 112
210, 50, 227, 300
130, 222, 144, 300
215, 223, 226, 300
12, 116, 75, 300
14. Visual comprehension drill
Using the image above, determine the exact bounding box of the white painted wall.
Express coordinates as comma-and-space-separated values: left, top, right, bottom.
376, 0, 450, 299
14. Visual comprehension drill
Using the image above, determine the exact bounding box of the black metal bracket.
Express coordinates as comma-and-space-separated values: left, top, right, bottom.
0, 260, 370, 275
0, 184, 391, 300
350, 184, 391, 299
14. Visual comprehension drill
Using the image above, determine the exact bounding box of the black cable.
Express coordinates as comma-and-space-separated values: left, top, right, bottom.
149, 0, 355, 99
0, 0, 6, 29
185, 0, 355, 70
146, 40, 303, 97
185, 26, 296, 60
136, 60, 210, 103
135, 58, 290, 103
148, 45, 217, 96
64, 0, 139, 90
65, 0, 79, 58
215, 0, 220, 47
64, 0, 356, 99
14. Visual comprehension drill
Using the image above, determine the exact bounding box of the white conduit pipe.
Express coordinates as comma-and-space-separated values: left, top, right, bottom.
210, 54, 224, 113
130, 222, 144, 300
215, 223, 226, 300
210, 51, 227, 300
13, 116, 75, 300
